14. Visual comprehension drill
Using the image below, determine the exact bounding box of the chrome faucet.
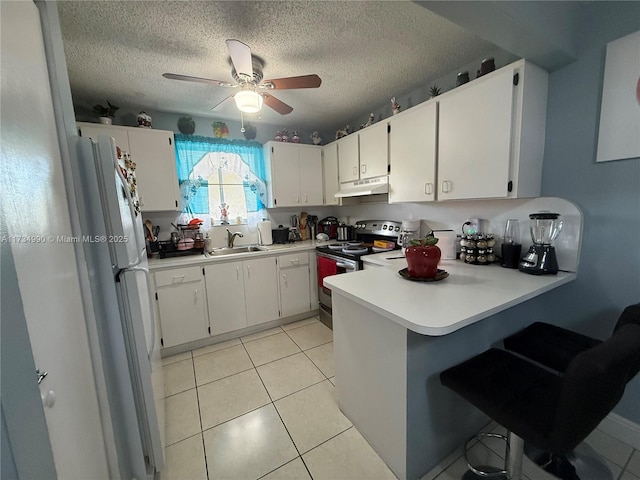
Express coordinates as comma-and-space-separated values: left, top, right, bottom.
226, 229, 244, 248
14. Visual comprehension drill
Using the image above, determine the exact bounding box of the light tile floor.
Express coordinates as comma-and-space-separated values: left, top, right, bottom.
159, 316, 640, 480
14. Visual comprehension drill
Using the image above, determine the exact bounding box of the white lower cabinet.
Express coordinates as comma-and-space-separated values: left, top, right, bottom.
278, 252, 311, 317
244, 257, 280, 327
155, 266, 209, 348
205, 257, 279, 335
205, 261, 247, 336
155, 251, 316, 349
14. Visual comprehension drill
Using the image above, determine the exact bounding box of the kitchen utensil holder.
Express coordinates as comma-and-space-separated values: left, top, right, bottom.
459, 233, 496, 265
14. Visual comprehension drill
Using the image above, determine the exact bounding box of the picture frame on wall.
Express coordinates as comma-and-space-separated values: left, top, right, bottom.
595, 30, 640, 163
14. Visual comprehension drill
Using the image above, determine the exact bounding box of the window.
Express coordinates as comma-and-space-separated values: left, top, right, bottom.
174, 134, 267, 225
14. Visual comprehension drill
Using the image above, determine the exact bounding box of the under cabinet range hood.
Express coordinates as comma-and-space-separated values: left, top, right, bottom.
335, 176, 389, 198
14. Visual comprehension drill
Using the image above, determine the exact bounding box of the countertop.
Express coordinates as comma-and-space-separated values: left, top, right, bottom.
147, 239, 328, 270
325, 252, 576, 336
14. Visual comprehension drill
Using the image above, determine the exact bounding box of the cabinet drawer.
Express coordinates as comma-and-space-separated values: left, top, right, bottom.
155, 266, 202, 287
278, 252, 309, 268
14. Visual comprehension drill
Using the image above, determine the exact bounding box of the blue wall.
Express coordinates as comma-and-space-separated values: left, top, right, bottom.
538, 36, 640, 421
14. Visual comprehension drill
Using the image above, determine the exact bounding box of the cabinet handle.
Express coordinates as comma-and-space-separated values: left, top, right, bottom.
172, 275, 185, 283
425, 183, 433, 195
282, 273, 287, 286
353, 166, 358, 176
303, 194, 308, 203
246, 264, 251, 279
441, 180, 452, 193
290, 258, 300, 265
194, 289, 198, 303
296, 194, 300, 204
236, 266, 239, 280
361, 164, 366, 174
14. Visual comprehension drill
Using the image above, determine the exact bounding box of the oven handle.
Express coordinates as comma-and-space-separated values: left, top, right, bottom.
335, 262, 356, 270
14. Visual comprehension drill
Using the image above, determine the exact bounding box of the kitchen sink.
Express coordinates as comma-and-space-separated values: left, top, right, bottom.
206, 245, 266, 256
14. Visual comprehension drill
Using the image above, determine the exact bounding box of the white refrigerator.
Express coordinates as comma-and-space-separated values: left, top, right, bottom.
75, 134, 165, 478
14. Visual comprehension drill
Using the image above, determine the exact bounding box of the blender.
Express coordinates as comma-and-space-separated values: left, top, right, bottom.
519, 213, 563, 275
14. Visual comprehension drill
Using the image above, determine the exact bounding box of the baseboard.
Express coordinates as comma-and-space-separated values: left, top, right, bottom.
598, 412, 640, 450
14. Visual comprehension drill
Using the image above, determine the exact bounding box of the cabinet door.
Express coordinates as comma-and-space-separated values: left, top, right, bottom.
389, 102, 437, 203
127, 129, 180, 211
438, 69, 514, 200
205, 262, 247, 335
244, 257, 279, 327
77, 123, 130, 153
337, 134, 359, 183
298, 145, 323, 206
280, 265, 311, 317
270, 143, 301, 207
322, 143, 340, 205
358, 122, 388, 179
157, 279, 208, 348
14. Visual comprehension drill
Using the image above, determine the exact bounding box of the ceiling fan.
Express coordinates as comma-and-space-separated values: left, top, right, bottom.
163, 39, 321, 115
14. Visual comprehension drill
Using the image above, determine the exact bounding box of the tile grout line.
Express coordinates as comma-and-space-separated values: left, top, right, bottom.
189, 352, 211, 480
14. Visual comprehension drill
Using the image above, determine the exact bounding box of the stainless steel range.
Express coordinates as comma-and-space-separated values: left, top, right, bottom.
316, 220, 402, 329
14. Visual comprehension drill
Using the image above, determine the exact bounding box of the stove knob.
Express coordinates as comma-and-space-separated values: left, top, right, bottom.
395, 226, 400, 232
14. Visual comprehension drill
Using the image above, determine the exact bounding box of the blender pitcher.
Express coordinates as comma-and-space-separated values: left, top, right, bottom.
519, 213, 563, 275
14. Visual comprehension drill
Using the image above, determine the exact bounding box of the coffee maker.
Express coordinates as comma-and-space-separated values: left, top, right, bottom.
519, 213, 563, 275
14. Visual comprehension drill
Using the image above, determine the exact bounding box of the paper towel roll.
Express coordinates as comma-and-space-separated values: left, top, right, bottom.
258, 221, 273, 245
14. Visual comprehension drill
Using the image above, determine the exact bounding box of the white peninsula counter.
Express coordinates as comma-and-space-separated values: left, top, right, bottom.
324, 260, 576, 480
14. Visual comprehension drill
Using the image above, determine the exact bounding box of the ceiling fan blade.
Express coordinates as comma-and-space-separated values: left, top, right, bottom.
163, 72, 235, 87
261, 93, 293, 115
225, 39, 253, 79
263, 74, 322, 90
210, 94, 234, 111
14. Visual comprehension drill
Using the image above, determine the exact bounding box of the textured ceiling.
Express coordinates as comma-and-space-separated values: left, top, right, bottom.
57, 1, 498, 132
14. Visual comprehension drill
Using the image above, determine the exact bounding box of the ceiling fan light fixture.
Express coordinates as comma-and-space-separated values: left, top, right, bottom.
234, 88, 263, 113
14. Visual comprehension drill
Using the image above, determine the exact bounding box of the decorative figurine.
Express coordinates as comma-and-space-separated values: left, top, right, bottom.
137, 111, 152, 128
360, 113, 375, 129
310, 131, 322, 145
281, 129, 289, 142
219, 203, 229, 224
291, 131, 301, 143
335, 125, 351, 139
275, 130, 282, 142
391, 97, 401, 115
429, 85, 441, 98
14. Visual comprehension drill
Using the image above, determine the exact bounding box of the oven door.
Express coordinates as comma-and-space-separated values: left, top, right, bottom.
317, 252, 357, 328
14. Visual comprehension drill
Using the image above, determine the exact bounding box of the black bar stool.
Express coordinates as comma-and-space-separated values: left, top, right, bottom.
500, 303, 640, 478
440, 317, 640, 480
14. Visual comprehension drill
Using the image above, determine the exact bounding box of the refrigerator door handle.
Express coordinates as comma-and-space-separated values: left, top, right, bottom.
129, 266, 156, 358
113, 156, 144, 269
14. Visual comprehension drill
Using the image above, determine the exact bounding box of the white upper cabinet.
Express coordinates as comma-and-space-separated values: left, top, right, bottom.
437, 60, 548, 201
77, 122, 181, 211
264, 142, 323, 208
322, 142, 340, 205
358, 121, 389, 179
388, 101, 437, 203
337, 134, 359, 183
128, 129, 181, 211
337, 122, 388, 183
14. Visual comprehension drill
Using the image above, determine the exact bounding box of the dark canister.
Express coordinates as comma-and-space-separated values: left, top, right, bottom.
480, 58, 496, 76
456, 71, 470, 86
